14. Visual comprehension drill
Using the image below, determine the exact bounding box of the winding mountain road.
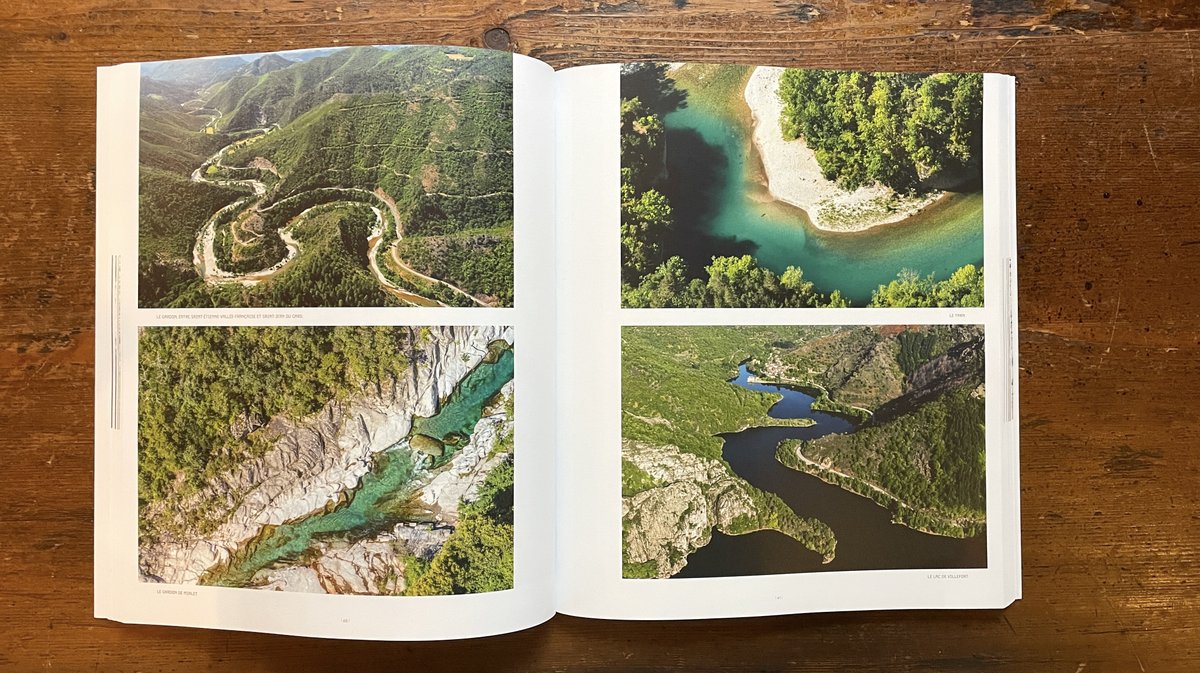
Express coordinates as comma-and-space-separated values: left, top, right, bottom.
189, 125, 493, 306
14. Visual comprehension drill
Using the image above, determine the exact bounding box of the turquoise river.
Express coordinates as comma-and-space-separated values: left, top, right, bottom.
204, 345, 515, 587
649, 67, 985, 306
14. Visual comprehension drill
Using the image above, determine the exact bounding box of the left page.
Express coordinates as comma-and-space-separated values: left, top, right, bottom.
94, 45, 557, 640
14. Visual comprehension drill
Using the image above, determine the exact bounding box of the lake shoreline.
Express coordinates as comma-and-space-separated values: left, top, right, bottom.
742, 66, 944, 233
776, 440, 983, 540
656, 64, 986, 304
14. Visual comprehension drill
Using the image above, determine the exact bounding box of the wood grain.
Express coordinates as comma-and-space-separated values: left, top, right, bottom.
2, 0, 1198, 670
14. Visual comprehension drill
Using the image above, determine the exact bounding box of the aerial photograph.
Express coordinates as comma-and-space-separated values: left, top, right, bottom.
138, 45, 514, 308
621, 324, 987, 579
619, 63, 985, 308
138, 325, 515, 595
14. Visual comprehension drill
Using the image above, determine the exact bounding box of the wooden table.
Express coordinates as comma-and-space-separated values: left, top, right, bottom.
2, 1, 1197, 670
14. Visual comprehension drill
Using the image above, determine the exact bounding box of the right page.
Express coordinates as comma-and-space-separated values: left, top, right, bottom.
555, 62, 1019, 619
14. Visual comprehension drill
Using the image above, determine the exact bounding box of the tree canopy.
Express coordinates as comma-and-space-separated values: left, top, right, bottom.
405, 454, 514, 595
619, 83, 848, 308
138, 46, 515, 308
623, 255, 850, 309
869, 263, 983, 307
778, 70, 983, 193
138, 326, 413, 507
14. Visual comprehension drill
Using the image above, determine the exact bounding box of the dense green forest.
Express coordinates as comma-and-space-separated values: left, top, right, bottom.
623, 254, 851, 308
405, 454, 515, 595
619, 96, 672, 284
777, 383, 986, 537
622, 326, 821, 460
259, 204, 394, 307
759, 324, 986, 536
778, 70, 983, 193
138, 46, 514, 308
137, 168, 248, 306
396, 231, 515, 306
870, 264, 983, 307
138, 326, 415, 512
138, 92, 251, 307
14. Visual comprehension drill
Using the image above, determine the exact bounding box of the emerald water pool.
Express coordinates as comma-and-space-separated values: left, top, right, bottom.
204, 345, 514, 588
414, 343, 515, 448
653, 70, 984, 306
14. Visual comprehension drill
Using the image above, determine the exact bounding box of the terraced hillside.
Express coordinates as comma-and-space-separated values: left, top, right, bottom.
137, 46, 514, 308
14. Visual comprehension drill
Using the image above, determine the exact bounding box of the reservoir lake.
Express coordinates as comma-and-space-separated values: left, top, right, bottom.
674, 363, 986, 578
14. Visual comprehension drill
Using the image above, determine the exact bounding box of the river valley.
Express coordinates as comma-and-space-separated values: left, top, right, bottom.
655, 66, 984, 306
675, 363, 986, 578
200, 346, 515, 588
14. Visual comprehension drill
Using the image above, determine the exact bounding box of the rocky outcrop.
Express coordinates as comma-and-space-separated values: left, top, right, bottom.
416, 380, 514, 525
252, 523, 453, 595
139, 325, 513, 585
904, 333, 984, 400
874, 331, 984, 423
392, 522, 454, 561
258, 382, 514, 596
622, 440, 760, 578
757, 327, 903, 412
822, 336, 904, 411
255, 566, 325, 593
309, 539, 405, 595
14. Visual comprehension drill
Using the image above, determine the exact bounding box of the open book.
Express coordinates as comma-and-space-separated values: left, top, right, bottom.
94, 46, 1020, 640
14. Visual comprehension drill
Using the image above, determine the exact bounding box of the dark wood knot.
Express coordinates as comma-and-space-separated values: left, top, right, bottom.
483, 27, 511, 51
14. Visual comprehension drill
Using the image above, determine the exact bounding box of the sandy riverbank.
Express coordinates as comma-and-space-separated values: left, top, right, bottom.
743, 66, 942, 233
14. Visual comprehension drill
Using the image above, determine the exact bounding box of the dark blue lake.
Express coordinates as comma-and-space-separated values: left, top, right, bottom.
674, 363, 986, 578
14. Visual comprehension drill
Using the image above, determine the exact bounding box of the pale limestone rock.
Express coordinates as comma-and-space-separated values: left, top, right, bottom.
417, 383, 512, 525
743, 66, 941, 232
623, 481, 712, 575
256, 566, 326, 593
392, 523, 453, 561
248, 524, 454, 595
310, 539, 405, 595
140, 325, 513, 586
621, 440, 759, 578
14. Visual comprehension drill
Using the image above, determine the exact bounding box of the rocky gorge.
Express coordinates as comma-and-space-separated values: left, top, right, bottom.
138, 325, 514, 594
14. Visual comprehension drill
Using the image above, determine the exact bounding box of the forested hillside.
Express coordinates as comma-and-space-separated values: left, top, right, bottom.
138, 46, 514, 308
761, 325, 988, 536
623, 325, 986, 553
137, 326, 414, 508
778, 70, 983, 193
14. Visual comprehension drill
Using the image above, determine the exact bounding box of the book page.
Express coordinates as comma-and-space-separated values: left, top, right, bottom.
555, 63, 1019, 619
94, 47, 557, 640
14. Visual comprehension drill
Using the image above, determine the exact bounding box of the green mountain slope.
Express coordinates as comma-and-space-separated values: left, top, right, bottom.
142, 55, 249, 89
136, 45, 514, 308
622, 325, 986, 549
